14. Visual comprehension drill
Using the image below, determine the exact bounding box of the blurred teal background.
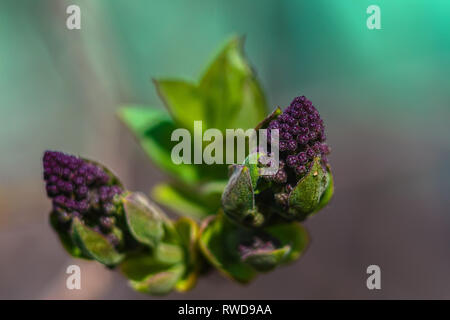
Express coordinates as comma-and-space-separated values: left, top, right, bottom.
0, 0, 449, 299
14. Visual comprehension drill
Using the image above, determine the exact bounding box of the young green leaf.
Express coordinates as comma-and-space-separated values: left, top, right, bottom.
199, 37, 267, 131
118, 106, 200, 184
287, 157, 329, 220
123, 192, 166, 248
153, 79, 205, 131
71, 218, 124, 267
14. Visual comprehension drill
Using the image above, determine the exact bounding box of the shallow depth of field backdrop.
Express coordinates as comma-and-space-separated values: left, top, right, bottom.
1, 0, 449, 299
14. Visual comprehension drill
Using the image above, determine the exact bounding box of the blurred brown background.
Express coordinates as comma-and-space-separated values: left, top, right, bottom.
1, 0, 449, 299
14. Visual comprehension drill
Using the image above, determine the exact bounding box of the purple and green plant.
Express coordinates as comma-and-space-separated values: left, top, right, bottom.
42, 37, 333, 294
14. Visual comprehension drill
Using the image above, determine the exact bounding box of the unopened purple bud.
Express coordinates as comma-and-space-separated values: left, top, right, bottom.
286, 116, 296, 126
43, 167, 52, 179
49, 175, 58, 184
274, 169, 287, 184
52, 167, 62, 176
321, 144, 330, 155
281, 132, 292, 140
287, 140, 297, 151
64, 182, 73, 193
289, 125, 301, 135
297, 135, 308, 145
306, 147, 316, 159
78, 166, 87, 176
46, 184, 58, 197
103, 203, 116, 215
78, 200, 89, 213
53, 195, 66, 207
308, 131, 317, 141
86, 174, 95, 185
100, 216, 114, 230
299, 117, 308, 127
57, 180, 65, 190
295, 165, 307, 175
268, 121, 280, 129
74, 176, 84, 186
66, 199, 76, 211
298, 152, 307, 164
280, 123, 290, 131
62, 168, 71, 179
76, 186, 88, 198
286, 155, 299, 168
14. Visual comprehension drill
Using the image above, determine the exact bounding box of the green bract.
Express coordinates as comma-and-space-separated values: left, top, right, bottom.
120, 193, 200, 294
198, 212, 309, 283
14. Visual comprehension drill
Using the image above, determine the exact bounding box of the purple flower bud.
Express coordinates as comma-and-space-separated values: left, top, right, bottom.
306, 147, 316, 159
289, 125, 301, 135
286, 155, 299, 167
287, 140, 297, 151
297, 135, 308, 145
281, 132, 292, 140
299, 117, 308, 127
76, 186, 88, 198
268, 121, 280, 129
64, 182, 74, 193
100, 216, 114, 230
78, 200, 89, 213
66, 199, 76, 211
308, 131, 317, 141
57, 179, 65, 190
273, 169, 287, 184
62, 168, 71, 179
295, 165, 307, 175
43, 150, 125, 250
53, 195, 66, 207
46, 184, 58, 197
279, 141, 288, 152
298, 152, 308, 164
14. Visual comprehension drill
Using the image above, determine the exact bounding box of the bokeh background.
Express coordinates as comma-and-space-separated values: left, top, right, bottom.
1, 0, 449, 299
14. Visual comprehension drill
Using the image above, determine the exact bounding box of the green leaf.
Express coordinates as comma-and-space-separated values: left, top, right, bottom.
287, 157, 329, 220
49, 211, 88, 260
153, 79, 204, 131
264, 222, 309, 263
198, 213, 257, 283
221, 165, 264, 226
312, 168, 334, 215
118, 106, 200, 184
173, 217, 200, 292
242, 245, 291, 273
71, 218, 124, 267
129, 264, 185, 295
152, 183, 214, 221
155, 243, 184, 265
199, 37, 267, 131
123, 192, 166, 248
120, 253, 173, 281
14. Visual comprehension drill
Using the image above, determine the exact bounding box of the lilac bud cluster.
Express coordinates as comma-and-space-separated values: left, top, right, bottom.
266, 96, 330, 184
43, 151, 123, 246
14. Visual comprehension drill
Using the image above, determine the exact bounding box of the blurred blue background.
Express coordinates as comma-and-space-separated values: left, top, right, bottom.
0, 0, 449, 299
